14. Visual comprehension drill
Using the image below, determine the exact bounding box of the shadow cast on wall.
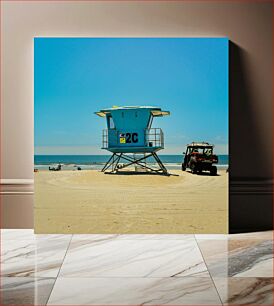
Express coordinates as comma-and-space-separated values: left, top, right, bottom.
229, 41, 273, 233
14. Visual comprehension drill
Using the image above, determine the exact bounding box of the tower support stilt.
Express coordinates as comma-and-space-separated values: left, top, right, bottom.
101, 152, 169, 175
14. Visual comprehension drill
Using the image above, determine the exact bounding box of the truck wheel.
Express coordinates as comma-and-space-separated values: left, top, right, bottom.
210, 166, 217, 176
191, 164, 197, 174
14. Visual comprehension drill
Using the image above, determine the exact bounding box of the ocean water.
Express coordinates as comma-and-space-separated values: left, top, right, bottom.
34, 154, 229, 170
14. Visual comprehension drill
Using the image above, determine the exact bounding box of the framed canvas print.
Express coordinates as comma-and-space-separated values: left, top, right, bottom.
34, 37, 228, 233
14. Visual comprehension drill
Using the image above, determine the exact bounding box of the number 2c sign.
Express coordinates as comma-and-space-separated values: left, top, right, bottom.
119, 133, 138, 144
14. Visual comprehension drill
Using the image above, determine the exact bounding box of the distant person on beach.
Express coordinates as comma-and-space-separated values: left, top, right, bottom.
49, 164, 62, 171
73, 165, 82, 171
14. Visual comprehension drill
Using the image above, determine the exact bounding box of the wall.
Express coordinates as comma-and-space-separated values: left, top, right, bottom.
0, 1, 272, 232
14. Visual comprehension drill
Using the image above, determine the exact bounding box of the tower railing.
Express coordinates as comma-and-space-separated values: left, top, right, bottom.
102, 129, 108, 149
145, 128, 164, 148
101, 128, 164, 149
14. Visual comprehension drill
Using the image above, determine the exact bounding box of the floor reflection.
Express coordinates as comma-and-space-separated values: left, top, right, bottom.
1, 230, 273, 305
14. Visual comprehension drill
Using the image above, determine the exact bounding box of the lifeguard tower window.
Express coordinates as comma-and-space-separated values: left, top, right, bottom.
148, 115, 153, 129
108, 116, 115, 129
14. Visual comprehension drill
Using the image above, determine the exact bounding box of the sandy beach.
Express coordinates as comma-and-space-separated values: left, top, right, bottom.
34, 169, 228, 234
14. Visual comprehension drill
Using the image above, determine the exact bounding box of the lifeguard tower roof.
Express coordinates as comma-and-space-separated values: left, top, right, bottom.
95, 105, 170, 174
95, 106, 170, 118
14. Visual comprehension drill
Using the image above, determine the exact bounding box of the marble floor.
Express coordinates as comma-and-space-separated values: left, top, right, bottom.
1, 230, 273, 305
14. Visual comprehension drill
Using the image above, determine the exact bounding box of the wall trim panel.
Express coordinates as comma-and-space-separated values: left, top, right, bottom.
230, 178, 273, 195
0, 179, 34, 195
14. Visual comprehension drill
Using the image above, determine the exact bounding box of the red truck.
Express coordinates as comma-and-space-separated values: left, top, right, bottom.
182, 142, 218, 175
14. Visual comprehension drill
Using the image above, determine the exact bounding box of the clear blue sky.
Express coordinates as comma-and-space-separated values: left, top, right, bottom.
34, 38, 228, 155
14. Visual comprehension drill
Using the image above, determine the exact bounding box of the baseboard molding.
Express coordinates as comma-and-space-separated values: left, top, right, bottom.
229, 177, 273, 233
1, 194, 34, 228
0, 179, 34, 195
230, 178, 273, 195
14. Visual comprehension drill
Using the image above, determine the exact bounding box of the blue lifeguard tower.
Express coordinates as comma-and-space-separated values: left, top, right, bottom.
95, 106, 170, 174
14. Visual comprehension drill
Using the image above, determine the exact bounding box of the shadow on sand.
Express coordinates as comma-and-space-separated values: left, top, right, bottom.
185, 170, 221, 177
103, 171, 179, 177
